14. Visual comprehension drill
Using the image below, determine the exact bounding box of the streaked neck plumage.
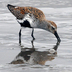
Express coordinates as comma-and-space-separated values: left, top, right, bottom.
37, 19, 57, 33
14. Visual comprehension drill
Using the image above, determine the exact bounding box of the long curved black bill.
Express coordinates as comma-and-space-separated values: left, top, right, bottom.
54, 31, 61, 43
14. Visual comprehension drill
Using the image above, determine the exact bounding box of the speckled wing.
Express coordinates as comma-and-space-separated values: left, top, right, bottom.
7, 4, 45, 20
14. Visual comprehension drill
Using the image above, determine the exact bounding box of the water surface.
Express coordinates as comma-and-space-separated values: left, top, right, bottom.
0, 0, 72, 72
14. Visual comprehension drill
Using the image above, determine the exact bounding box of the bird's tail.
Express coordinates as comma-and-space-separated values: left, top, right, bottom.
7, 4, 25, 19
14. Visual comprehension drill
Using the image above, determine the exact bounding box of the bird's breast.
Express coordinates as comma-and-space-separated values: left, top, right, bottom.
17, 13, 38, 28
20, 20, 32, 28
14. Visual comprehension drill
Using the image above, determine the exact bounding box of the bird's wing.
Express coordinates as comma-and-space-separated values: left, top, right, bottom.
7, 4, 45, 20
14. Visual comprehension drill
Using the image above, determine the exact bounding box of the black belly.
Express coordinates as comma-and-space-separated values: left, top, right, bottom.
20, 20, 32, 28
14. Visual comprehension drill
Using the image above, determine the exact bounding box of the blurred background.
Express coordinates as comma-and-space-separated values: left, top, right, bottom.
0, 0, 72, 72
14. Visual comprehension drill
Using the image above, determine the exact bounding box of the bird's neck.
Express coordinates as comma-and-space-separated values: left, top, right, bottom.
39, 20, 50, 31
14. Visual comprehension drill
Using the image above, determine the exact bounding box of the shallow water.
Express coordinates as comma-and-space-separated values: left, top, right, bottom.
0, 0, 72, 72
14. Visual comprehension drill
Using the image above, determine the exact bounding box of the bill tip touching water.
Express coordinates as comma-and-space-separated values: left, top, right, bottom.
7, 4, 61, 45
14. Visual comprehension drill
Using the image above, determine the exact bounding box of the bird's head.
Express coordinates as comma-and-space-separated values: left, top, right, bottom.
47, 20, 61, 43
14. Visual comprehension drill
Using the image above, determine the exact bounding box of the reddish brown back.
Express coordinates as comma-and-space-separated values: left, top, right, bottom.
7, 4, 45, 20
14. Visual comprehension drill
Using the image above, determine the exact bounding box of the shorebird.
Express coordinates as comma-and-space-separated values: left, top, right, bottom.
7, 4, 61, 45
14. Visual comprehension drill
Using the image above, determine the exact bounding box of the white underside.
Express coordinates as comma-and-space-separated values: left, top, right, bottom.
17, 17, 33, 24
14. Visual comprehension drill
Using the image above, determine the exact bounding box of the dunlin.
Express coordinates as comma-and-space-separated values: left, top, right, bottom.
7, 4, 61, 45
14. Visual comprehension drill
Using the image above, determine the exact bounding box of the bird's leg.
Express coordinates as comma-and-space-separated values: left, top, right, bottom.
31, 28, 35, 40
31, 39, 34, 48
19, 29, 21, 45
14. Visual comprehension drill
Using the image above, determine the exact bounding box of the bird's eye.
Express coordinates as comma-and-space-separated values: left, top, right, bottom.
52, 27, 55, 30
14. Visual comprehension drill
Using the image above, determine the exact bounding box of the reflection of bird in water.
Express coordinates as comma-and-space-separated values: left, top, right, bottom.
7, 4, 61, 45
10, 41, 60, 65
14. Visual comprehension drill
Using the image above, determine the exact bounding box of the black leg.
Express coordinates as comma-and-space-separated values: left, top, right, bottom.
31, 28, 35, 40
31, 39, 34, 48
19, 29, 21, 45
